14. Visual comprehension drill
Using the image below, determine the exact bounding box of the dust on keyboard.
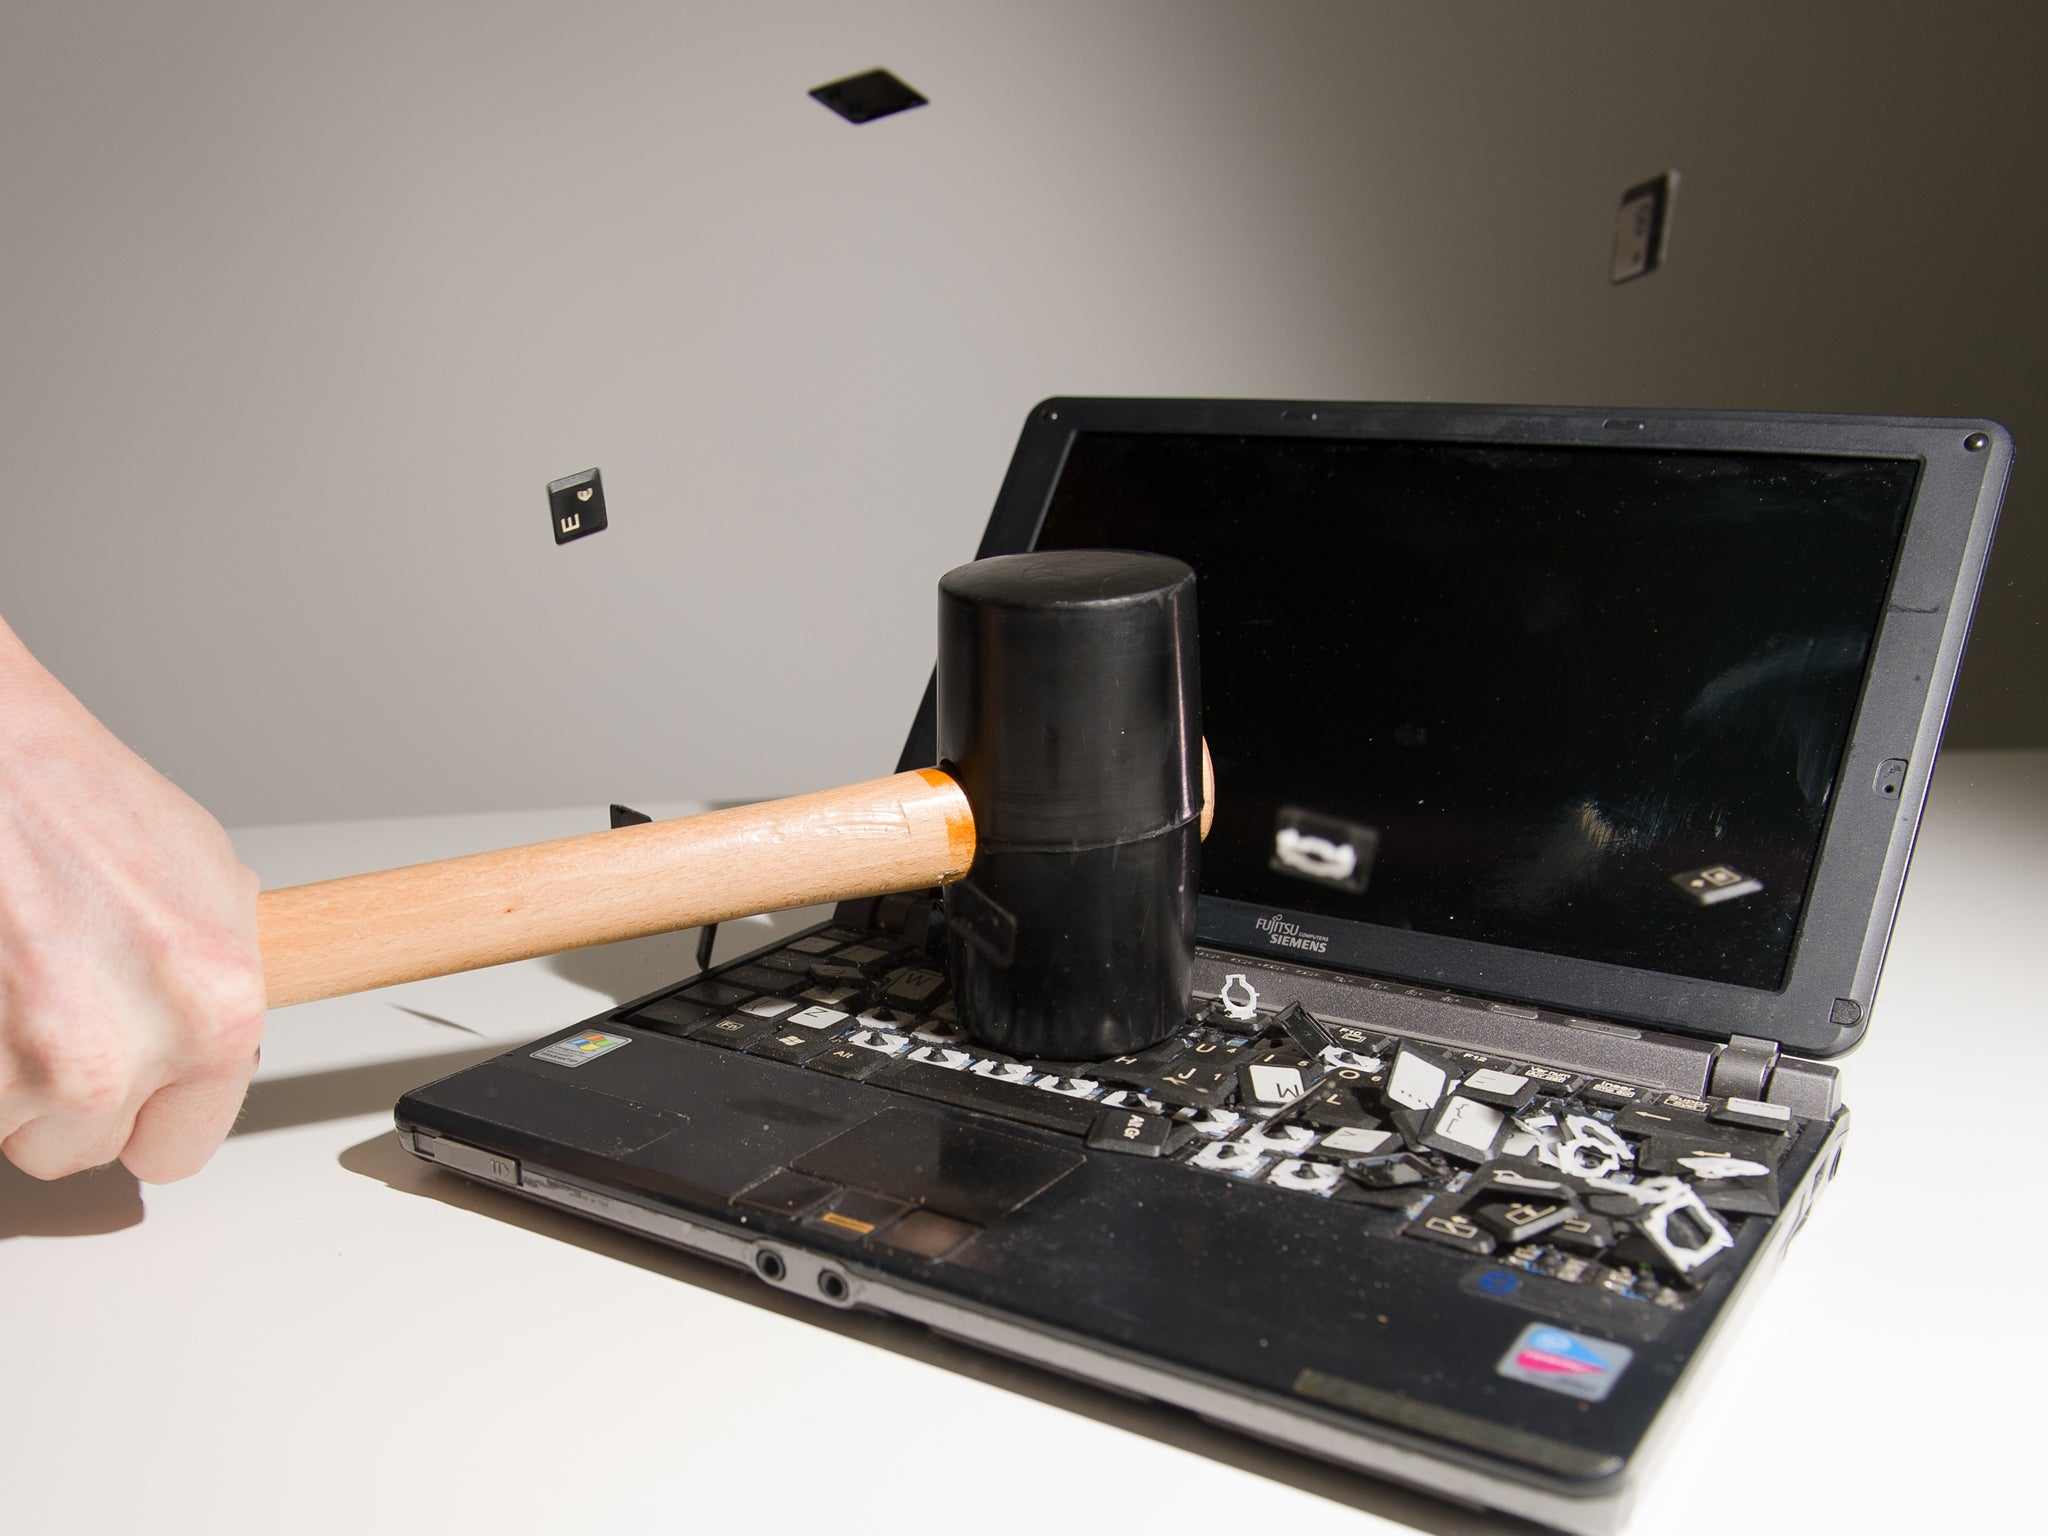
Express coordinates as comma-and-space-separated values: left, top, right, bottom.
622, 928, 1807, 1312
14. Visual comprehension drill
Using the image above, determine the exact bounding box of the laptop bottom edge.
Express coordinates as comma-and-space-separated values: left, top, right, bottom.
396, 1111, 1846, 1535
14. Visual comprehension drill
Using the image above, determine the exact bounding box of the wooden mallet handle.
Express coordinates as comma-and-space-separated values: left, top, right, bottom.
256, 746, 1213, 1011
256, 770, 974, 1009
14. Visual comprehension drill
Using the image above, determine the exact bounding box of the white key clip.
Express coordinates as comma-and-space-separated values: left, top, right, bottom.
1217, 973, 1261, 1022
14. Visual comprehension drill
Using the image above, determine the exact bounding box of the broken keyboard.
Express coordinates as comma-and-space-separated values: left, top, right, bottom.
621, 926, 1811, 1313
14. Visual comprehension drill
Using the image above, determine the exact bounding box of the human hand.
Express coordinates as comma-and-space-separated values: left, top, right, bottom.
0, 617, 265, 1182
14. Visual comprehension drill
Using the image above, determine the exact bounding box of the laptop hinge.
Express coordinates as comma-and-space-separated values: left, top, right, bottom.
1707, 1034, 1779, 1101
1704, 1034, 1841, 1123
1757, 1054, 1842, 1120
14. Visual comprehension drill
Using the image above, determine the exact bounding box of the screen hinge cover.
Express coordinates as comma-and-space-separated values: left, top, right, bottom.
1708, 1035, 1779, 1100
1709, 1033, 1841, 1120
1762, 1055, 1842, 1120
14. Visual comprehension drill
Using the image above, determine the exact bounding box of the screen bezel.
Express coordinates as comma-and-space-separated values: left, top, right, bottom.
895, 399, 2009, 1057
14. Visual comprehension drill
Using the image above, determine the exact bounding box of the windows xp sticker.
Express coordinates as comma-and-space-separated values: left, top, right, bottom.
532, 1031, 631, 1068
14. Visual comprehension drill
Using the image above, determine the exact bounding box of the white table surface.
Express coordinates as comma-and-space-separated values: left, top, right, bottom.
4, 754, 2042, 1534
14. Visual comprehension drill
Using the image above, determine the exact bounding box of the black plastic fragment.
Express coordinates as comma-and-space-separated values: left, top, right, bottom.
1387, 1104, 1432, 1149
810, 68, 929, 125
1294, 1076, 1382, 1131
1274, 1002, 1334, 1056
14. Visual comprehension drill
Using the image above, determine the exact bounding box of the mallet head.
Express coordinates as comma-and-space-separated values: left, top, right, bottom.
937, 549, 1202, 1059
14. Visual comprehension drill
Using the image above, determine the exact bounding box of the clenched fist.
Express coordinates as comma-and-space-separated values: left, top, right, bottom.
0, 616, 265, 1182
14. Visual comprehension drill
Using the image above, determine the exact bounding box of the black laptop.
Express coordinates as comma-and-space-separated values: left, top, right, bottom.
396, 399, 2009, 1533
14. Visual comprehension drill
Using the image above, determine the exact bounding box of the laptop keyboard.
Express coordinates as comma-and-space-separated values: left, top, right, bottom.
622, 927, 1810, 1313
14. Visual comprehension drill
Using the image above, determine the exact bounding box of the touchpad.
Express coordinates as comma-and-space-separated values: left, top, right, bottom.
792, 1106, 1082, 1225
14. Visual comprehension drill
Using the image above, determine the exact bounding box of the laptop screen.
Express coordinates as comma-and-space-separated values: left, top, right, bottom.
1033, 431, 1919, 993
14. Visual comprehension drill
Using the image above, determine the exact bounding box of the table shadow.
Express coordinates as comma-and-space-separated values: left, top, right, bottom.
540, 904, 834, 1006
0, 1043, 517, 1242
0, 1157, 144, 1241
541, 927, 704, 1007
231, 1044, 511, 1137
338, 1127, 1542, 1536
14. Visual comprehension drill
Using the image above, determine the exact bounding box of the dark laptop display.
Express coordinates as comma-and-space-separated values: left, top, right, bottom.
1036, 434, 1917, 994
397, 400, 2009, 1535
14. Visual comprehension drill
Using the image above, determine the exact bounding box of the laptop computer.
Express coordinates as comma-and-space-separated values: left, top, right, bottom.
395, 398, 2009, 1532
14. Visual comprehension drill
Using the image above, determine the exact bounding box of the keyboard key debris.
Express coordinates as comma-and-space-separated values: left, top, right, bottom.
646, 940, 1818, 1310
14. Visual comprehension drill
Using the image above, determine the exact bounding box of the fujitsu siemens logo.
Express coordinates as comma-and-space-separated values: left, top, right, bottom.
1255, 913, 1329, 954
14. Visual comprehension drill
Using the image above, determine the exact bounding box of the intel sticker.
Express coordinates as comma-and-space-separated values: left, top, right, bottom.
531, 1030, 631, 1068
1495, 1323, 1633, 1402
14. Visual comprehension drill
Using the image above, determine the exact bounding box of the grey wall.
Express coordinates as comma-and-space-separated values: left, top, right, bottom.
3, 1, 2041, 827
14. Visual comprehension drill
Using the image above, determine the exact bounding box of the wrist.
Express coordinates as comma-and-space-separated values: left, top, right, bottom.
0, 622, 100, 773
